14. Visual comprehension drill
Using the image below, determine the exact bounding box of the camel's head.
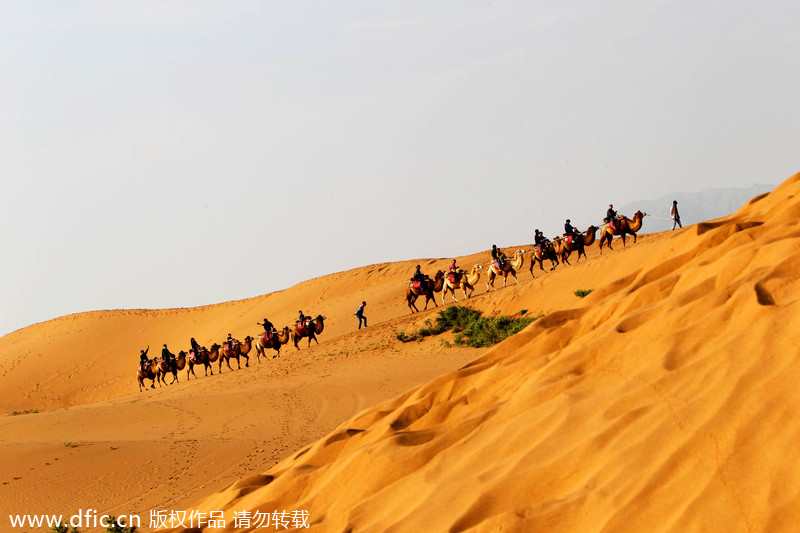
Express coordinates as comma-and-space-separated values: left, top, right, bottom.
434, 270, 445, 280
316, 315, 326, 322
474, 264, 483, 271
210, 343, 220, 350
244, 335, 253, 342
635, 210, 645, 218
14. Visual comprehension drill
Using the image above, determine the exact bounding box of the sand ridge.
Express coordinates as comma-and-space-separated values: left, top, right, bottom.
158, 172, 800, 531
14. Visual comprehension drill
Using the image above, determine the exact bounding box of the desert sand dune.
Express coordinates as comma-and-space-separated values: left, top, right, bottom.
3, 172, 799, 532
153, 172, 800, 532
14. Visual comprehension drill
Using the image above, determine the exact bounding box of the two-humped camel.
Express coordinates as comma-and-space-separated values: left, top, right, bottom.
486, 249, 525, 291
254, 326, 292, 361
556, 226, 598, 264
218, 335, 254, 372
599, 211, 645, 253
292, 315, 326, 349
442, 264, 483, 304
406, 270, 445, 312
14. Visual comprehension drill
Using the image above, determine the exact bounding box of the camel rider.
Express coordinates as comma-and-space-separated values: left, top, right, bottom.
448, 259, 459, 278
298, 311, 306, 327
226, 333, 237, 352
491, 245, 506, 267
604, 204, 618, 224
190, 337, 201, 359
257, 318, 276, 339
564, 219, 579, 237
534, 230, 546, 248
162, 344, 175, 369
411, 265, 425, 284
139, 346, 150, 372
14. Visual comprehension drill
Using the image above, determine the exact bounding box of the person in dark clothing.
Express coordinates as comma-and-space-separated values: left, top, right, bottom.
258, 318, 274, 333
491, 245, 506, 267
604, 204, 618, 224
411, 265, 425, 283
161, 344, 175, 369
670, 200, 682, 230
564, 219, 579, 237
257, 318, 276, 339
535, 230, 552, 248
297, 311, 306, 325
226, 333, 237, 351
190, 337, 201, 359
139, 346, 150, 372
355, 301, 367, 329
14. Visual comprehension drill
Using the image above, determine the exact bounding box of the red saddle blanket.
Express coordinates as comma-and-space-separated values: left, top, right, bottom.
609, 219, 616, 230
410, 280, 423, 290
492, 260, 501, 271
448, 272, 458, 284
566, 235, 573, 245
189, 350, 198, 363
261, 331, 271, 343
296, 319, 313, 335
535, 246, 542, 255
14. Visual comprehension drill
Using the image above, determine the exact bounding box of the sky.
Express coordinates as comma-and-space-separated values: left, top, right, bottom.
1, 0, 798, 337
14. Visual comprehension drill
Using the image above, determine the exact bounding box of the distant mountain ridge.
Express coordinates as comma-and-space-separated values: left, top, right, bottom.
618, 183, 775, 234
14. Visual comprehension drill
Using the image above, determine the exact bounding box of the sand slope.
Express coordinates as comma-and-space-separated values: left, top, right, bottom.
157, 172, 800, 532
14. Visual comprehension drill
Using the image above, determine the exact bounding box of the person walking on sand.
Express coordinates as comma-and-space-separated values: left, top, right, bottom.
671, 200, 682, 230
355, 301, 367, 329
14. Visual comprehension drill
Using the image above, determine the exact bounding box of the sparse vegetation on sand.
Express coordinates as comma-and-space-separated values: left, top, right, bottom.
574, 289, 594, 298
396, 306, 543, 347
10, 408, 39, 416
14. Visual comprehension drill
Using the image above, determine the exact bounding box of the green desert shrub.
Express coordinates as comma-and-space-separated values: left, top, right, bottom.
574, 289, 594, 298
397, 306, 542, 347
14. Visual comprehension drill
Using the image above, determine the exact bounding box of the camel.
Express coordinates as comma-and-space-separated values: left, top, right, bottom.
406, 270, 445, 312
137, 359, 160, 391
486, 249, 526, 291
599, 211, 645, 253
559, 226, 598, 264
530, 242, 559, 274
219, 335, 253, 372
255, 326, 292, 362
292, 315, 326, 350
187, 343, 220, 379
442, 264, 483, 304
157, 351, 187, 386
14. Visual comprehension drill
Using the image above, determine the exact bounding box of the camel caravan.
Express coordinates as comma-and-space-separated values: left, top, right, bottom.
405, 210, 645, 313
137, 209, 645, 389
136, 315, 326, 391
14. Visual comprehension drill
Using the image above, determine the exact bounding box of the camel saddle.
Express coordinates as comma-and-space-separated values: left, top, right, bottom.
566, 235, 574, 245
448, 272, 458, 284
609, 219, 617, 230
410, 280, 423, 290
261, 331, 272, 343
535, 246, 542, 255
189, 350, 198, 363
296, 318, 313, 335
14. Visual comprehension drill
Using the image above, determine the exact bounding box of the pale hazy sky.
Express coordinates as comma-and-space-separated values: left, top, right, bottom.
1, 1, 798, 337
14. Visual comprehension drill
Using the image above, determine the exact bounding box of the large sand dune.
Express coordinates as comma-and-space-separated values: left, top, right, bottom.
2, 172, 799, 532
160, 172, 800, 532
